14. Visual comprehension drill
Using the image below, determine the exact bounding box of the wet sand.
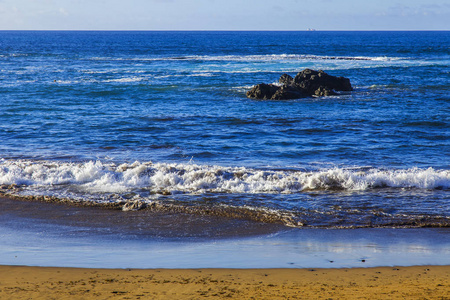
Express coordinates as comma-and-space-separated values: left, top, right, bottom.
0, 195, 285, 239
0, 265, 448, 299
1, 195, 450, 269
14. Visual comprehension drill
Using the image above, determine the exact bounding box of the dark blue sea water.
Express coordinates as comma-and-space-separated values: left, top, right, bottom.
0, 31, 449, 229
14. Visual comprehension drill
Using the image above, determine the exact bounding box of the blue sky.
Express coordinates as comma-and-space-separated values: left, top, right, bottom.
0, 0, 449, 30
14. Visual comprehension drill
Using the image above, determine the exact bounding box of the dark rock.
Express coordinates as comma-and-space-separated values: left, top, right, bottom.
294, 68, 353, 94
246, 83, 279, 100
279, 73, 294, 85
314, 86, 336, 96
246, 69, 352, 100
271, 85, 308, 100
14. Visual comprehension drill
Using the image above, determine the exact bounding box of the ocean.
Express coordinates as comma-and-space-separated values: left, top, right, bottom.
0, 32, 449, 267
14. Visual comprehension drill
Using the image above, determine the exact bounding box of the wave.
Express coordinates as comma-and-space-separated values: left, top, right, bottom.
90, 54, 398, 63
164, 54, 395, 62
1, 159, 448, 228
1, 159, 448, 196
102, 77, 146, 83
51, 77, 148, 85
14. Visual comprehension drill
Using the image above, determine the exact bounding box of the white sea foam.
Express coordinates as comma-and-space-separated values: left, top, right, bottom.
185, 54, 396, 62
1, 160, 449, 199
154, 70, 283, 79
184, 54, 398, 62
82, 69, 146, 75
188, 72, 216, 77
103, 77, 146, 83
90, 54, 398, 63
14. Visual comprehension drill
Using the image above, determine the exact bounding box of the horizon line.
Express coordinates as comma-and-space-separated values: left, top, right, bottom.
0, 29, 449, 32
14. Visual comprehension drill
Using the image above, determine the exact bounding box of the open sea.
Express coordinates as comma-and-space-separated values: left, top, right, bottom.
0, 31, 449, 236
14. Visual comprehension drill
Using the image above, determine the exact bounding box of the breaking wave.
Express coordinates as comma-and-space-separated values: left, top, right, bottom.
1, 159, 449, 228
1, 159, 448, 196
90, 54, 397, 62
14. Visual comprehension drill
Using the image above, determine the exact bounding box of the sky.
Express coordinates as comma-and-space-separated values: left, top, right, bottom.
0, 0, 449, 31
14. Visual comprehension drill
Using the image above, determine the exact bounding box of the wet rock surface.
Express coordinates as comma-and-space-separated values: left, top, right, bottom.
246, 69, 352, 100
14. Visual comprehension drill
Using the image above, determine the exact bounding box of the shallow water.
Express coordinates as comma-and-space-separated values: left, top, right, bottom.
1, 203, 449, 268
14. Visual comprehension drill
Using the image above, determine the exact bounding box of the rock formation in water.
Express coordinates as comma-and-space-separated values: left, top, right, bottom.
246, 69, 352, 100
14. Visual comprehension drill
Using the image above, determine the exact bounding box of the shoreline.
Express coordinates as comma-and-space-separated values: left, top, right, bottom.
0, 195, 286, 239
1, 265, 449, 299
1, 195, 449, 269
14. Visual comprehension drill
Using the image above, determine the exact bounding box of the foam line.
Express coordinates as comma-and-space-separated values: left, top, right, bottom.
1, 160, 448, 195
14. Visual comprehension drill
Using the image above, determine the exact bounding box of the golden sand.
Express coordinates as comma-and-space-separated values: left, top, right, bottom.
0, 265, 448, 299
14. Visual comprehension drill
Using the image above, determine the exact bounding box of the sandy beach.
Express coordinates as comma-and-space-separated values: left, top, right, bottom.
0, 265, 448, 299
